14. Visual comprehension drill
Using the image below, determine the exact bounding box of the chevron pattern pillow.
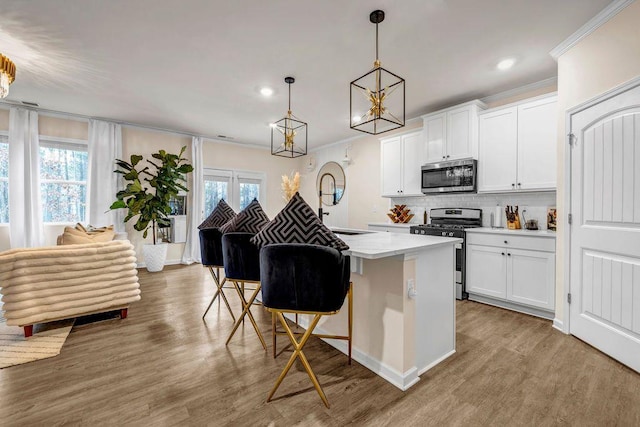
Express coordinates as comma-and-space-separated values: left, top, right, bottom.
198, 199, 236, 229
251, 193, 349, 251
219, 199, 270, 234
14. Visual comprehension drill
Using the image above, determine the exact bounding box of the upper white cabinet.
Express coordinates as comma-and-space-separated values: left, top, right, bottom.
478, 94, 558, 193
380, 130, 424, 197
422, 100, 487, 163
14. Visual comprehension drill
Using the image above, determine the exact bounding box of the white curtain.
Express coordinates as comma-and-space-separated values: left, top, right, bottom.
182, 136, 203, 264
87, 119, 123, 230
9, 108, 43, 248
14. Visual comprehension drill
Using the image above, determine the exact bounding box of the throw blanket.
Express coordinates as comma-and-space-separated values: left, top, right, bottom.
0, 240, 141, 327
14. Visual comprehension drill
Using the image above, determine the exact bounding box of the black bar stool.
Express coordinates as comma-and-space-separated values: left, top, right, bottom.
200, 228, 235, 321
260, 243, 352, 408
222, 232, 266, 350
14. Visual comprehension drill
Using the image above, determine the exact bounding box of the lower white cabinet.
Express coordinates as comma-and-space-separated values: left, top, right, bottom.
466, 231, 556, 317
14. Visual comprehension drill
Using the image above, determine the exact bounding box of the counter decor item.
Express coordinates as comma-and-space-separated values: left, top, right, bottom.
387, 205, 414, 223
505, 205, 521, 230
547, 208, 557, 231
281, 171, 300, 202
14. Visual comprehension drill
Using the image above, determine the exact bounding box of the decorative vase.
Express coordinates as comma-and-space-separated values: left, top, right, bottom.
143, 243, 168, 272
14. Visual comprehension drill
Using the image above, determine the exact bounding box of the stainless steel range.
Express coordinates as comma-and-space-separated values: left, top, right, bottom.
410, 208, 482, 300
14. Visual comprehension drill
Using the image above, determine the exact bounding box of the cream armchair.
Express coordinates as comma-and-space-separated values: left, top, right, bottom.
0, 240, 140, 337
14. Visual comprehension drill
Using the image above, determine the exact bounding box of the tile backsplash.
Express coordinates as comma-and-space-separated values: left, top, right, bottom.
392, 191, 556, 230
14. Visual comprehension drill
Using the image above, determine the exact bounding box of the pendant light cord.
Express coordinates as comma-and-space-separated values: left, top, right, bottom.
375, 22, 379, 62
288, 81, 291, 111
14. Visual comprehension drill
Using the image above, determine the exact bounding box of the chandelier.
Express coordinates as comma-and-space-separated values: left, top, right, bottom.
0, 54, 16, 99
350, 10, 405, 135
271, 76, 307, 158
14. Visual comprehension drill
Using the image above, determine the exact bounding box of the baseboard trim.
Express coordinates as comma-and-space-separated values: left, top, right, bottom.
417, 350, 456, 376
283, 313, 420, 391
136, 259, 183, 269
468, 294, 554, 320
552, 318, 567, 334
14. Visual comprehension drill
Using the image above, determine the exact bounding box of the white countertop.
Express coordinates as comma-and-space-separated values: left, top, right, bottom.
335, 229, 462, 259
368, 222, 414, 228
465, 227, 556, 238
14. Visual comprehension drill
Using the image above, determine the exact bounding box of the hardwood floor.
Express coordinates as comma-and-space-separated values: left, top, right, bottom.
1, 264, 639, 426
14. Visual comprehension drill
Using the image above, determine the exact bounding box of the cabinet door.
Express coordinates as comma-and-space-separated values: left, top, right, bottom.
423, 113, 446, 163
380, 137, 403, 197
402, 131, 424, 196
507, 248, 555, 311
478, 107, 518, 192
517, 97, 557, 190
466, 244, 507, 299
446, 106, 474, 161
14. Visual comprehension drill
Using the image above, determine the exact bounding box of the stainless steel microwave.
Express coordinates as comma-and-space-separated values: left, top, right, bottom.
421, 159, 477, 194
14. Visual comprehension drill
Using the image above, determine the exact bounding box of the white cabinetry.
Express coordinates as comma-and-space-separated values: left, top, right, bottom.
478, 94, 557, 193
422, 100, 487, 163
368, 224, 411, 233
380, 130, 424, 197
466, 230, 556, 319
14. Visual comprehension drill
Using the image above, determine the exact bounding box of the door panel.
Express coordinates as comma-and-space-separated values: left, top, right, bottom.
424, 113, 446, 163
478, 107, 517, 192
381, 137, 402, 197
447, 107, 472, 160
507, 248, 555, 311
466, 244, 507, 299
402, 131, 424, 196
570, 81, 640, 374
517, 97, 557, 190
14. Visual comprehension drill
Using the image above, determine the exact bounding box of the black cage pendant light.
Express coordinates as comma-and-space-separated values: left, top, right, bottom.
271, 76, 307, 158
350, 10, 405, 135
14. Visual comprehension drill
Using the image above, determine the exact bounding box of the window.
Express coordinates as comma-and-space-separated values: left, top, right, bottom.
0, 137, 8, 223
39, 140, 88, 223
203, 168, 265, 216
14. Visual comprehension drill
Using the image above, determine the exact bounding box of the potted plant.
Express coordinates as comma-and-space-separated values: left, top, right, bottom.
110, 147, 193, 272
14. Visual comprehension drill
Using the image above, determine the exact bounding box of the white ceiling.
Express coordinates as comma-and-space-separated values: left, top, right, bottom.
0, 0, 612, 148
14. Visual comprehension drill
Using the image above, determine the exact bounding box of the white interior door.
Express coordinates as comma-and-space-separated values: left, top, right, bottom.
569, 82, 640, 373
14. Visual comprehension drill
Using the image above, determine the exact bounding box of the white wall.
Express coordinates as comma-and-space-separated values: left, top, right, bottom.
555, 0, 640, 321
0, 109, 298, 265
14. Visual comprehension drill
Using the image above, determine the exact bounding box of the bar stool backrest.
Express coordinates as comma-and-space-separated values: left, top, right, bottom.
260, 243, 350, 313
222, 232, 261, 282
199, 228, 224, 267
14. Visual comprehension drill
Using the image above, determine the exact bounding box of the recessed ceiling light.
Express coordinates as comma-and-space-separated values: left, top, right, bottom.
269, 123, 277, 128
496, 58, 516, 71
260, 87, 274, 97
352, 115, 362, 123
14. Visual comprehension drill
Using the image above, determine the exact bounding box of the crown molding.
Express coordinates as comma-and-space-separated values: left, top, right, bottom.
549, 0, 635, 60
480, 77, 558, 105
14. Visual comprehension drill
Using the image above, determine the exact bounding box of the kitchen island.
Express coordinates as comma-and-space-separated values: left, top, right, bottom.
293, 230, 461, 391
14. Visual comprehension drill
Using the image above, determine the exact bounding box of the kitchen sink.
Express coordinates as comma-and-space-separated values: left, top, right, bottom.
332, 229, 372, 236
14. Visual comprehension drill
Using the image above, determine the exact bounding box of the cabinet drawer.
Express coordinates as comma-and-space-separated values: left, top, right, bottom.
466, 233, 555, 252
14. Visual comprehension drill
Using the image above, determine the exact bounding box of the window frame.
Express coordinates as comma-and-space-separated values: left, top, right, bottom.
39, 136, 89, 225
203, 167, 266, 216
0, 134, 8, 225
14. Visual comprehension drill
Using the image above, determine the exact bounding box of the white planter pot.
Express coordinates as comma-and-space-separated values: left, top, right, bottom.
143, 243, 168, 272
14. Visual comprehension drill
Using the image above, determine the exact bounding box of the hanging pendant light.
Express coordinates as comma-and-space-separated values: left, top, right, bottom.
350, 10, 405, 135
271, 76, 307, 158
0, 54, 16, 99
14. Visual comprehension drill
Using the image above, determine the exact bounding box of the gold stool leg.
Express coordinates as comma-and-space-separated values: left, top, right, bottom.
226, 281, 267, 350
267, 313, 329, 408
203, 268, 235, 321
272, 312, 277, 358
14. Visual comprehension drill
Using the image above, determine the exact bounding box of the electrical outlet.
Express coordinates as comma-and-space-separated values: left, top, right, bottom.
407, 279, 417, 299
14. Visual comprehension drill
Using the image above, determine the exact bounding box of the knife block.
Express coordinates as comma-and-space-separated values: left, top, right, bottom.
507, 215, 521, 230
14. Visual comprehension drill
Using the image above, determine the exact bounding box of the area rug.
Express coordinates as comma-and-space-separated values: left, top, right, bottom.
0, 315, 74, 369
